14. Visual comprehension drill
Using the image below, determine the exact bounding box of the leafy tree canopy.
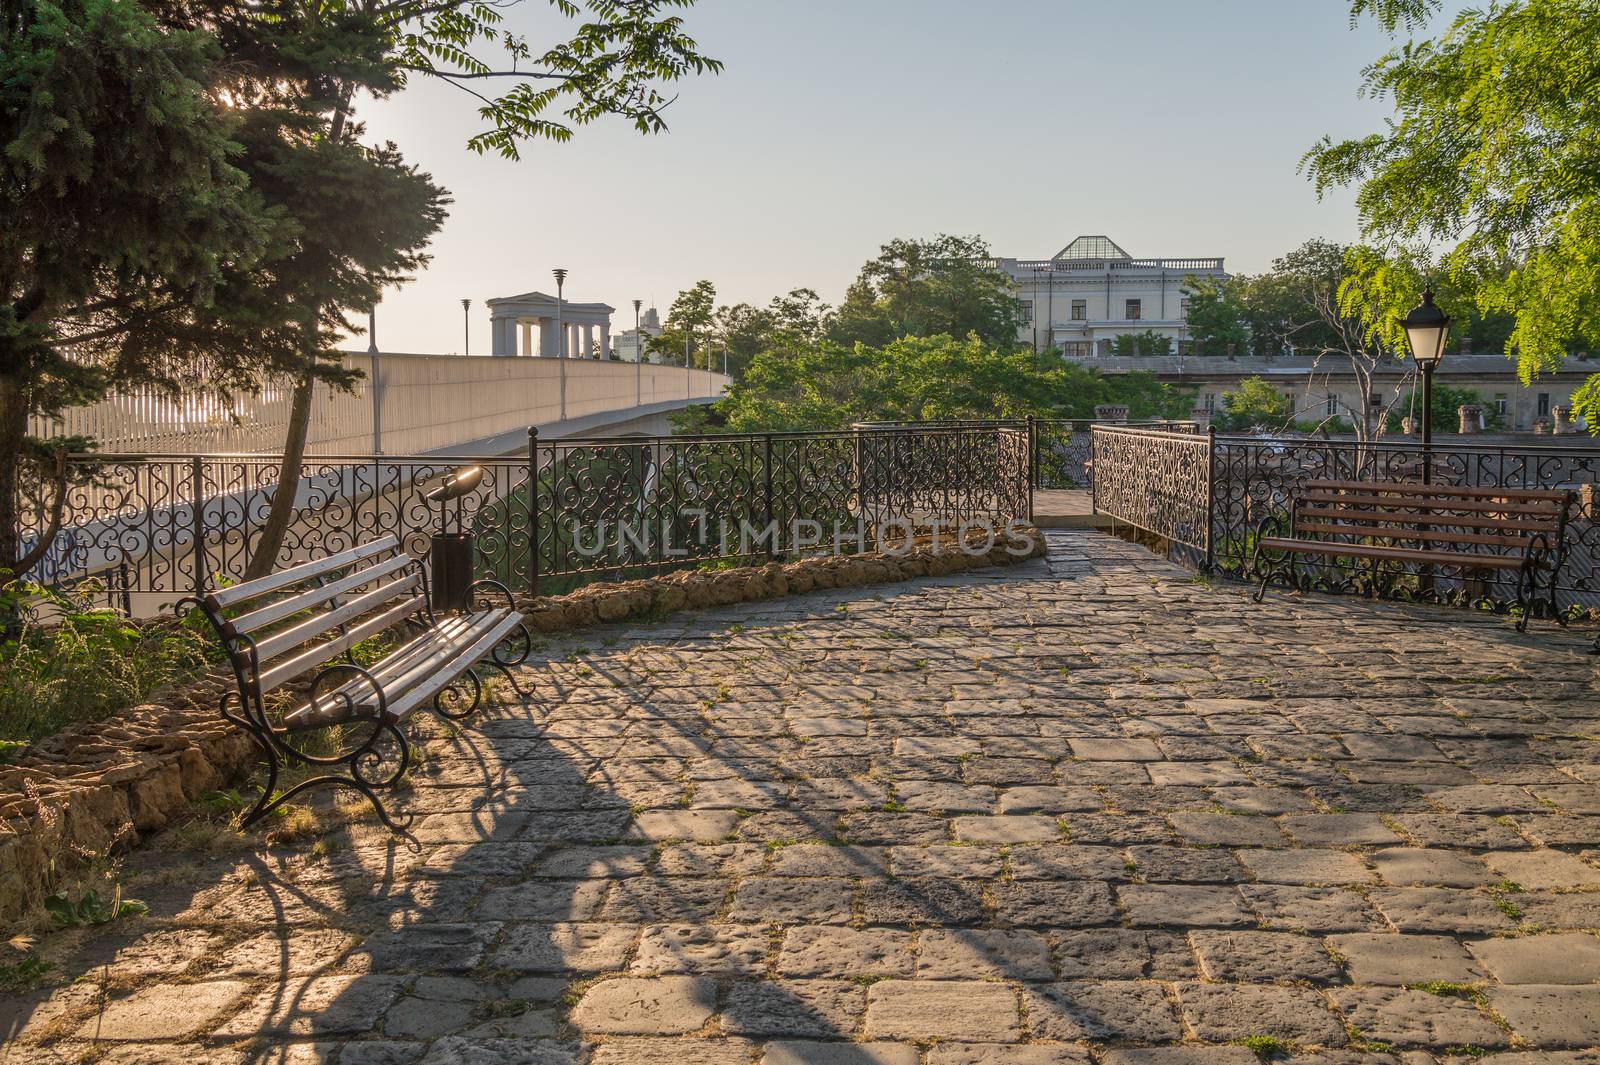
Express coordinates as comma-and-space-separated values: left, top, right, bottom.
1303, 0, 1600, 419
827, 235, 1024, 349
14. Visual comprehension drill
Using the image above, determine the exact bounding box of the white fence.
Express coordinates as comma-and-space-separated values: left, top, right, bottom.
31, 353, 729, 455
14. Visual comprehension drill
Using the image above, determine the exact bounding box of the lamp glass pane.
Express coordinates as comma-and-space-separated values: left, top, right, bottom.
1407, 323, 1448, 365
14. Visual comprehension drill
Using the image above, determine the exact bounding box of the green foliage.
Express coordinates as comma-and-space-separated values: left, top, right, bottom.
1184, 276, 1251, 355
44, 887, 147, 929
827, 235, 1025, 349
0, 579, 213, 746
1385, 383, 1505, 435
1233, 1034, 1296, 1058
1214, 377, 1296, 432
0, 954, 52, 992
1109, 330, 1173, 357
1305, 0, 1600, 421
715, 333, 1191, 431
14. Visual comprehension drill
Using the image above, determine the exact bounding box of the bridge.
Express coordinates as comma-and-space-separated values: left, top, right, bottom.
33, 352, 730, 456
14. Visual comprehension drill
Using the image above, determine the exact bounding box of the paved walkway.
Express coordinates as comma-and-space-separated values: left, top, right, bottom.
8, 530, 1600, 1064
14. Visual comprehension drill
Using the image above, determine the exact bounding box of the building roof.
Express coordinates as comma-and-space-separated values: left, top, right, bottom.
1054, 235, 1132, 261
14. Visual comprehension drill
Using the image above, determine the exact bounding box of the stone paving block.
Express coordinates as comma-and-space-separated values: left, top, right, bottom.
1467, 932, 1600, 983
624, 810, 740, 841
535, 845, 653, 878
1484, 849, 1600, 889
1329, 987, 1509, 1049
632, 925, 771, 975
75, 981, 248, 1041
993, 881, 1117, 926
1241, 885, 1387, 932
896, 781, 996, 813
768, 846, 885, 878
477, 881, 607, 921
569, 977, 716, 1035
213, 975, 405, 1038
1021, 981, 1182, 1041
889, 845, 1003, 879
656, 842, 768, 877
859, 877, 986, 925
1488, 985, 1600, 1047
604, 876, 731, 922
362, 924, 497, 972
1239, 848, 1374, 885
1281, 813, 1405, 846
1389, 812, 1529, 849
927, 1045, 1092, 1065
1119, 884, 1253, 928
913, 929, 1053, 980
492, 923, 639, 973
1068, 737, 1162, 761
1327, 932, 1484, 985
1189, 930, 1341, 984
778, 927, 917, 978
1053, 928, 1199, 978
952, 815, 1062, 844
417, 1037, 582, 1064
1005, 844, 1128, 880
996, 786, 1101, 813
1126, 845, 1243, 883
863, 980, 1020, 1042
1100, 1051, 1258, 1065
1168, 812, 1288, 847
761, 1042, 919, 1065
1516, 891, 1600, 929
1369, 847, 1494, 887
590, 1038, 756, 1065
723, 980, 865, 1038
1370, 887, 1514, 934
1175, 982, 1347, 1046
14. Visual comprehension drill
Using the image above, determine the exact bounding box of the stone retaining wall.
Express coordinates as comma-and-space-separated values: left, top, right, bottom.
0, 532, 1045, 925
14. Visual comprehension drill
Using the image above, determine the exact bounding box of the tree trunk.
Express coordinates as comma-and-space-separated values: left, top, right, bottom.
243, 369, 315, 580
0, 370, 27, 578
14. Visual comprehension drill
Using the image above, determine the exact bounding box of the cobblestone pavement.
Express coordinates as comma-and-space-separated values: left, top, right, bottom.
9, 530, 1600, 1065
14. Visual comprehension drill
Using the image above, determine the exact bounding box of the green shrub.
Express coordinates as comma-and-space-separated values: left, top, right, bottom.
0, 577, 214, 748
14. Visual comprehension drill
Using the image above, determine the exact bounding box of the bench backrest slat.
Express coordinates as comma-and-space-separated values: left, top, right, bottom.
1298, 506, 1561, 534
1293, 521, 1539, 550
1305, 480, 1569, 503
228, 554, 415, 638
1298, 492, 1563, 517
206, 535, 401, 611
249, 570, 424, 665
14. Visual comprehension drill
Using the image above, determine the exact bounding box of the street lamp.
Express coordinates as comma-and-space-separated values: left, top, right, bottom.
1403, 288, 1452, 449
633, 299, 643, 405
461, 298, 471, 354
553, 268, 568, 420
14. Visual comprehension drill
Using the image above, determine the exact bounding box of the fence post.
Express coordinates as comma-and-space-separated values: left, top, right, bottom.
526, 426, 540, 597
1090, 427, 1100, 516
763, 434, 776, 560
1203, 425, 1217, 573
190, 456, 206, 597
1026, 415, 1037, 522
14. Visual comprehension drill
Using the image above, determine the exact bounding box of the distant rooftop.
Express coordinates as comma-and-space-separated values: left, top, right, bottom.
1054, 235, 1132, 260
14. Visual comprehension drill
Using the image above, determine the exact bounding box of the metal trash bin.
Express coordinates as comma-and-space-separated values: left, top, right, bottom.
423, 465, 483, 614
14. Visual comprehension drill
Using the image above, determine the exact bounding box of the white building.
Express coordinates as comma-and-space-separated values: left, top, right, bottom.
993, 235, 1227, 356
613, 306, 664, 363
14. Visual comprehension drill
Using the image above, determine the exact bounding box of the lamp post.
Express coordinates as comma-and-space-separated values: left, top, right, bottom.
461, 298, 471, 354
553, 268, 568, 420
1403, 288, 1452, 482
633, 299, 643, 406
368, 307, 381, 455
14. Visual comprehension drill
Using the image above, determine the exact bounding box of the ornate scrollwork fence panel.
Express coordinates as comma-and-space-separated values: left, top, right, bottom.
30, 423, 1032, 610
1211, 435, 1600, 615
1090, 426, 1213, 560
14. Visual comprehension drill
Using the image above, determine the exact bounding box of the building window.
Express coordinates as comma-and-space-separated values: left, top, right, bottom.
1495, 393, 1508, 416
1325, 393, 1338, 416
1061, 341, 1091, 357
1538, 393, 1551, 416
1018, 299, 1033, 319
1125, 299, 1142, 320
1071, 299, 1087, 321
1180, 297, 1192, 320
1202, 392, 1216, 411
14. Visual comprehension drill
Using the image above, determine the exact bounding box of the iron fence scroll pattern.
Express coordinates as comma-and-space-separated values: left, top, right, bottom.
25, 424, 1033, 606
1090, 426, 1213, 557
1034, 420, 1198, 489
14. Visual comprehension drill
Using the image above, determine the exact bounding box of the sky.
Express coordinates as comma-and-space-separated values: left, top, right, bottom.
356, 0, 1444, 355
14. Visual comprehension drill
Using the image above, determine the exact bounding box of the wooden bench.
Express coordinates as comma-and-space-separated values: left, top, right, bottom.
1250, 479, 1574, 629
177, 535, 529, 837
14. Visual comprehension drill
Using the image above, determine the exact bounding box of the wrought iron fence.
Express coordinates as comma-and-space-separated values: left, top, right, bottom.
1034, 419, 1198, 489
1210, 434, 1600, 615
1089, 426, 1214, 563
22, 423, 1032, 609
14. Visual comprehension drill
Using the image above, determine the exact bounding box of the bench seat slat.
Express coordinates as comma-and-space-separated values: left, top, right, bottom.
378, 612, 526, 722
279, 611, 509, 730
249, 571, 423, 665
258, 594, 425, 694
1292, 521, 1536, 550
1302, 480, 1570, 502
1259, 537, 1527, 569
228, 554, 414, 638
206, 535, 401, 611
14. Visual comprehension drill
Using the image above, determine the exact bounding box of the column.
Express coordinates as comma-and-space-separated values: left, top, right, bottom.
519, 320, 533, 357
600, 322, 612, 360
583, 323, 596, 359
568, 323, 581, 360
491, 316, 516, 356
538, 317, 558, 357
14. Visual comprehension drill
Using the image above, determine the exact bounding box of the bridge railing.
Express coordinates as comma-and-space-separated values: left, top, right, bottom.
29, 353, 729, 456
